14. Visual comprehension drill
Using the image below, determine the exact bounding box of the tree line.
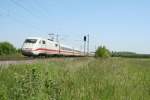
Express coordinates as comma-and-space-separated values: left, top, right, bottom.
0, 42, 21, 56
95, 46, 150, 58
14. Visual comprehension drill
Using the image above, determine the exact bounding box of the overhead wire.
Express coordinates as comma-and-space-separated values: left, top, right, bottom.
0, 7, 42, 32
8, 0, 51, 32
0, 8, 9, 17
9, 0, 40, 19
32, 0, 50, 17
1, 0, 59, 34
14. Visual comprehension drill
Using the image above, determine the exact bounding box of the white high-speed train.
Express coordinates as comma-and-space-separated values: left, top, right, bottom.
21, 37, 84, 57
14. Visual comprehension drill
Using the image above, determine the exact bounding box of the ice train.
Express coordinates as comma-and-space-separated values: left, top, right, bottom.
21, 37, 84, 57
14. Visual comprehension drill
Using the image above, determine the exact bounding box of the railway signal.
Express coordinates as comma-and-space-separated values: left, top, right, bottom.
84, 36, 87, 42
83, 34, 90, 56
83, 35, 86, 55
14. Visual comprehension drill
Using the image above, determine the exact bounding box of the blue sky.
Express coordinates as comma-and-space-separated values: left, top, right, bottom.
0, 0, 150, 53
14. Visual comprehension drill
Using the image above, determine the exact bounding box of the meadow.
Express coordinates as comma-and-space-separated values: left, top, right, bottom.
0, 57, 150, 100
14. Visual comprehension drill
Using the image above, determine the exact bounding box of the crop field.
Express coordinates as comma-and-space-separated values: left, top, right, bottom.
0, 57, 150, 100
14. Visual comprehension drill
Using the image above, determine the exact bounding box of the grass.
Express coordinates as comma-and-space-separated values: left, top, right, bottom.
0, 57, 150, 100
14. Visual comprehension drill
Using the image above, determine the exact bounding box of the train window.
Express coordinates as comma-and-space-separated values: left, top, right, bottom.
42, 40, 46, 44
55, 44, 58, 47
25, 39, 37, 43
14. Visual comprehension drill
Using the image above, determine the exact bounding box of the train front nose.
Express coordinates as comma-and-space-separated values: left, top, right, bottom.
21, 48, 33, 56
21, 38, 38, 56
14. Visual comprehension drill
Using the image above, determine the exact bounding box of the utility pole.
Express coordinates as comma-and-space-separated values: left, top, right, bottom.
80, 45, 83, 52
56, 34, 59, 42
87, 34, 89, 56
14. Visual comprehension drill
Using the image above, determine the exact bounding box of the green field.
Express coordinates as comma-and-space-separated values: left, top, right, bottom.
0, 57, 150, 100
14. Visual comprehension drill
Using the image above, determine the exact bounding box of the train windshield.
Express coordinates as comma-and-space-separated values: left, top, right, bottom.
24, 39, 37, 43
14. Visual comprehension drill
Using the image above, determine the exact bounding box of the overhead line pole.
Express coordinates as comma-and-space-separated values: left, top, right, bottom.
87, 34, 89, 56
56, 34, 59, 42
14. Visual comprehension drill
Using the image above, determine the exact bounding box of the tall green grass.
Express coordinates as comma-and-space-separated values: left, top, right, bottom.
0, 58, 150, 100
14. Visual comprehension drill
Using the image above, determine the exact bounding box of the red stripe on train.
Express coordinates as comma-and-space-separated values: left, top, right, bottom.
33, 48, 76, 54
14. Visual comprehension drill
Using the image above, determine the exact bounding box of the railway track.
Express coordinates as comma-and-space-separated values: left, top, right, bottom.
0, 59, 36, 66
0, 57, 38, 66
0, 57, 86, 66
0, 56, 33, 61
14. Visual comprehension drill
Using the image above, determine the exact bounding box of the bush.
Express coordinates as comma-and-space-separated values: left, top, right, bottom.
0, 42, 16, 56
95, 46, 111, 58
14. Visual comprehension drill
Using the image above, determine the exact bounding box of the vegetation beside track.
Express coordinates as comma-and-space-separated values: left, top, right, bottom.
0, 41, 23, 60
112, 51, 150, 58
0, 57, 150, 100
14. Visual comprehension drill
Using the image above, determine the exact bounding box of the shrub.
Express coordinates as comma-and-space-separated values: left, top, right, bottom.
95, 46, 111, 58
0, 42, 16, 55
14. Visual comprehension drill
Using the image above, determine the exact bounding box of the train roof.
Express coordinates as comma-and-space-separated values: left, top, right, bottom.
60, 44, 73, 48
60, 44, 80, 51
26, 37, 43, 40
25, 37, 79, 50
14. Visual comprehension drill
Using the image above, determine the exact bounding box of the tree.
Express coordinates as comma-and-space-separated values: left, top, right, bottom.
95, 46, 111, 58
0, 42, 16, 55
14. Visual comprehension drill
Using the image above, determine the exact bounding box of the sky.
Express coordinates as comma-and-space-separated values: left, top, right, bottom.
0, 0, 150, 54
